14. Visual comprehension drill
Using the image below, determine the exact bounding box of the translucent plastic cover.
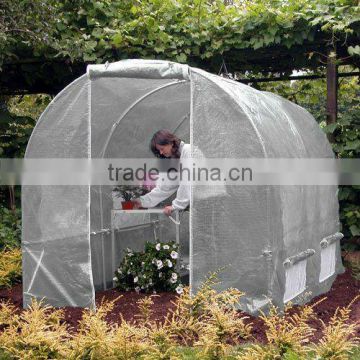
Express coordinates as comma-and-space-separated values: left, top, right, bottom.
22, 60, 343, 312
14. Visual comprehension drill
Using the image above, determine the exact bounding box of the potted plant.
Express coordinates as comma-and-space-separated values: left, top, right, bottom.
113, 185, 149, 210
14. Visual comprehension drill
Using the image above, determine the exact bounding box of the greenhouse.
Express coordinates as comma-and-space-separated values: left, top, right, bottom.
22, 59, 344, 313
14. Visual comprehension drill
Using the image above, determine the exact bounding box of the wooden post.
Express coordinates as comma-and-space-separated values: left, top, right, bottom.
326, 50, 338, 143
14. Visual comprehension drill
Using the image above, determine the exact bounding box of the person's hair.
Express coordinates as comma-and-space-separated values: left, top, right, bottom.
150, 129, 181, 158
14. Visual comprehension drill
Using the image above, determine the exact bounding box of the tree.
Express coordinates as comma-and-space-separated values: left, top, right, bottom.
1, 0, 359, 94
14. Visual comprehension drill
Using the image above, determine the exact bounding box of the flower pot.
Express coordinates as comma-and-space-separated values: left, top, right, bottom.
121, 201, 134, 210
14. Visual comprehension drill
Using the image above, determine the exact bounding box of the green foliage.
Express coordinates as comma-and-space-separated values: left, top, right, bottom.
0, 286, 358, 359
113, 185, 149, 202
312, 295, 360, 360
0, 106, 35, 158
348, 260, 360, 282
0, 95, 50, 158
0, 247, 22, 288
340, 200, 360, 240
1, 0, 359, 90
114, 241, 183, 293
236, 297, 359, 360
41, 0, 360, 67
7, 95, 51, 121
68, 298, 122, 359
0, 95, 50, 208
0, 0, 57, 70
0, 299, 69, 359
0, 349, 12, 360
328, 76, 360, 159
0, 205, 21, 250
349, 346, 360, 359
237, 302, 317, 359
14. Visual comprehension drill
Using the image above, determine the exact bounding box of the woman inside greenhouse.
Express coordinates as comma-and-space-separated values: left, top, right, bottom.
133, 129, 190, 216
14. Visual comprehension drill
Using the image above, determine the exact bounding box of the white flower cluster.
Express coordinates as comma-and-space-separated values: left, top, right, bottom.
113, 268, 123, 282
169, 272, 178, 284
114, 242, 181, 294
152, 258, 174, 269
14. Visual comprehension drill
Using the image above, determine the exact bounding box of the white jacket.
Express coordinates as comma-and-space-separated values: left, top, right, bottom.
140, 141, 190, 210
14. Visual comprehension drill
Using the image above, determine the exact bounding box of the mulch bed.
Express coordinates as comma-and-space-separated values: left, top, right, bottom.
1, 269, 359, 343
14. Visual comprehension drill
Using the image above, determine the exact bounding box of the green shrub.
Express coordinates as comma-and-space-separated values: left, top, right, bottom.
0, 205, 21, 250
338, 188, 360, 244
0, 299, 70, 360
0, 247, 22, 288
312, 295, 360, 360
0, 279, 358, 359
114, 241, 183, 294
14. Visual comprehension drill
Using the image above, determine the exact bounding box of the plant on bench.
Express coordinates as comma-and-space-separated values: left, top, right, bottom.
113, 185, 149, 210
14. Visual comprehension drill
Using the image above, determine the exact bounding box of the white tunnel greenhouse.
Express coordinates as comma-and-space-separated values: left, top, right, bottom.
22, 59, 344, 313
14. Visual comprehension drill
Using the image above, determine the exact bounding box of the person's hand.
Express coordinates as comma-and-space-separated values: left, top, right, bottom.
132, 199, 142, 209
163, 205, 173, 216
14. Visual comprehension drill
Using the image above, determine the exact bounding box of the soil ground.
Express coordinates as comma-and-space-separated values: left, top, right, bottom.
1, 268, 359, 343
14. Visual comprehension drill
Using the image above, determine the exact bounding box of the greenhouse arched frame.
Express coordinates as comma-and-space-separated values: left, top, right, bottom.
22, 59, 344, 313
